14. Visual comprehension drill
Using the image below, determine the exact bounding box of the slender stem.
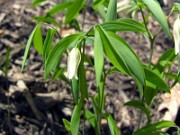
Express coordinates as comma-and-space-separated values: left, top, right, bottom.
139, 7, 152, 40
82, 7, 87, 32
137, 6, 154, 130
82, 100, 86, 135
148, 40, 154, 69
82, 40, 86, 135
137, 109, 142, 129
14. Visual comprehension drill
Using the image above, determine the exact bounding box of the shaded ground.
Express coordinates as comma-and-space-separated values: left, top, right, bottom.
0, 0, 180, 135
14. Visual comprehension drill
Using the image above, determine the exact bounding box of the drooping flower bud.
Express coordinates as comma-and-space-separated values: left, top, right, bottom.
67, 48, 81, 80
173, 17, 180, 55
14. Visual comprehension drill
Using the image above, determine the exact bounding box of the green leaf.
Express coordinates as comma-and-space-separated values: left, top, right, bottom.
101, 18, 148, 35
63, 118, 71, 132
144, 82, 158, 107
79, 55, 88, 99
144, 68, 170, 93
178, 128, 180, 135
173, 3, 180, 13
72, 79, 79, 104
105, 0, 117, 22
70, 99, 83, 135
133, 121, 176, 135
96, 4, 106, 20
47, 2, 72, 16
85, 110, 96, 128
31, 0, 45, 7
4, 47, 10, 77
94, 28, 104, 86
105, 113, 120, 135
33, 23, 43, 54
155, 49, 175, 73
124, 100, 150, 120
138, 0, 171, 37
95, 26, 129, 75
33, 16, 60, 26
21, 24, 41, 71
95, 25, 145, 85
65, 0, 86, 23
98, 81, 105, 112
43, 28, 57, 62
144, 81, 158, 107
93, 0, 105, 9
44, 33, 84, 78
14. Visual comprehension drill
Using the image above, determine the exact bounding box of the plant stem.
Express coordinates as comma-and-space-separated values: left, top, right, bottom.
137, 6, 154, 130
82, 99, 86, 135
137, 109, 142, 129
148, 40, 154, 69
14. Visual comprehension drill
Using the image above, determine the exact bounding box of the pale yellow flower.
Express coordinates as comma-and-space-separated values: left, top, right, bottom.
173, 17, 180, 55
67, 48, 81, 80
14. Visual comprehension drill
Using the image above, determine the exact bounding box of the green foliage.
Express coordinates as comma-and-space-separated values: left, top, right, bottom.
124, 100, 150, 120
33, 24, 43, 54
70, 99, 83, 135
22, 24, 41, 71
47, 2, 72, 16
133, 121, 176, 135
33, 16, 60, 26
94, 28, 104, 86
105, 113, 121, 135
65, 0, 86, 23
4, 47, 10, 77
101, 18, 148, 35
44, 33, 84, 78
138, 0, 171, 37
22, 0, 180, 135
43, 28, 57, 62
173, 3, 180, 13
31, 0, 45, 7
95, 25, 145, 85
105, 0, 117, 22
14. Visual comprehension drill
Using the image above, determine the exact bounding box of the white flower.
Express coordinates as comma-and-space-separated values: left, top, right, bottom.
67, 48, 81, 80
173, 17, 180, 55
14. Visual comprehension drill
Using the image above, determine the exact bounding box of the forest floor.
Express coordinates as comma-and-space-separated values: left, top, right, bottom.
0, 0, 180, 135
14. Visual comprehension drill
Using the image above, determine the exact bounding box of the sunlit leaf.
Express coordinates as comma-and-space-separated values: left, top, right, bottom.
43, 28, 56, 62
70, 99, 83, 135
31, 0, 45, 7
95, 25, 145, 85
93, 0, 105, 9
33, 23, 43, 54
133, 121, 176, 135
173, 3, 180, 13
33, 16, 60, 26
65, 0, 86, 23
21, 24, 41, 71
155, 49, 175, 73
105, 113, 120, 135
94, 28, 104, 86
63, 118, 71, 132
138, 0, 171, 37
85, 110, 96, 128
96, 4, 106, 20
101, 18, 148, 35
144, 81, 158, 107
47, 2, 72, 16
105, 0, 117, 22
144, 68, 170, 93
